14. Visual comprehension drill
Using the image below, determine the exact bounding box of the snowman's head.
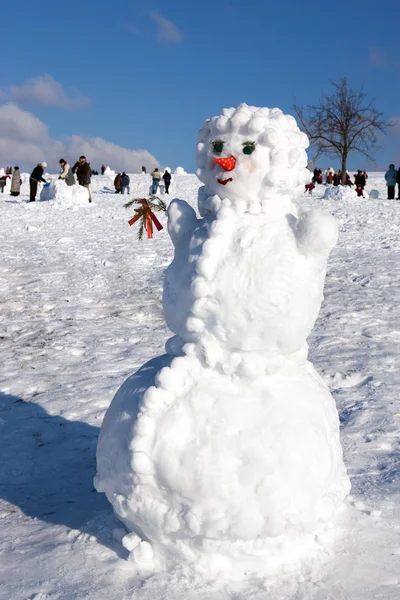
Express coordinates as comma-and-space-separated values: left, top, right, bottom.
196, 104, 310, 212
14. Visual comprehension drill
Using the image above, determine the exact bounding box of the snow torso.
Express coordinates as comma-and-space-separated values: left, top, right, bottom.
163, 194, 337, 376
165, 201, 323, 364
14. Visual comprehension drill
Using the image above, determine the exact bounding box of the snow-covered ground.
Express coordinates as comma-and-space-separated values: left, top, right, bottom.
0, 173, 399, 599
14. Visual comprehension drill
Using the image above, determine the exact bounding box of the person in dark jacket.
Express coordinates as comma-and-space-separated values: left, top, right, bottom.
354, 170, 366, 188
121, 172, 130, 194
385, 164, 397, 200
162, 169, 172, 194
73, 156, 92, 202
354, 170, 366, 196
101, 164, 106, 175
396, 168, 400, 200
10, 166, 21, 197
332, 170, 341, 186
29, 162, 47, 202
114, 173, 123, 193
59, 159, 75, 186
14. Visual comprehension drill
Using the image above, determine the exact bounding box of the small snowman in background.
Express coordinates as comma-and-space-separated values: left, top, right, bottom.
95, 104, 350, 579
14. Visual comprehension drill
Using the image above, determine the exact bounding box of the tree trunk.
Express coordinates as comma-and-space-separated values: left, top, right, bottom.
341, 153, 347, 185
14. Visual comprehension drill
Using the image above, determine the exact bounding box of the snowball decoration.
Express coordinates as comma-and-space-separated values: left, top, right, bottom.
95, 103, 350, 579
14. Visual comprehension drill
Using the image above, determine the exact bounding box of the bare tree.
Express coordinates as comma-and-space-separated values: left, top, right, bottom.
294, 78, 389, 184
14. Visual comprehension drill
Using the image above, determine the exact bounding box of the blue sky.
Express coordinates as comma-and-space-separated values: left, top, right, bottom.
1, 0, 399, 172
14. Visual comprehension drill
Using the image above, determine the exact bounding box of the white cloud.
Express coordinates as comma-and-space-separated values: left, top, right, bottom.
0, 103, 160, 173
65, 135, 159, 173
0, 74, 90, 109
0, 103, 48, 140
150, 11, 183, 43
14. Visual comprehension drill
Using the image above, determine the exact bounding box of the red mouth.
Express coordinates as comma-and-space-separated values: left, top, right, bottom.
217, 178, 233, 185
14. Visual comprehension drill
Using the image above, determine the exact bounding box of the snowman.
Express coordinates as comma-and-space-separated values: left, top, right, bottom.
95, 104, 350, 578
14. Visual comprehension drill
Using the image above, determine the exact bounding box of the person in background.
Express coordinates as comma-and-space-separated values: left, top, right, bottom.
73, 156, 92, 202
114, 173, 122, 193
101, 164, 106, 175
162, 169, 172, 194
345, 173, 353, 187
0, 175, 9, 193
304, 182, 315, 195
10, 166, 21, 197
150, 168, 162, 194
6, 166, 12, 175
363, 170, 368, 181
326, 169, 333, 185
385, 164, 397, 200
141, 166, 146, 174
396, 168, 400, 200
29, 162, 47, 202
121, 172, 130, 194
354, 170, 366, 197
333, 170, 341, 186
59, 159, 75, 186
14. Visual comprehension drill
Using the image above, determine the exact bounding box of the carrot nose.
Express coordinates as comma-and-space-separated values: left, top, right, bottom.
214, 156, 236, 171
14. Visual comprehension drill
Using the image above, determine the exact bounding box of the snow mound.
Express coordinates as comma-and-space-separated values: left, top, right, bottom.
104, 166, 115, 177
174, 166, 186, 175
96, 352, 349, 578
323, 186, 357, 201
369, 189, 380, 199
40, 179, 89, 207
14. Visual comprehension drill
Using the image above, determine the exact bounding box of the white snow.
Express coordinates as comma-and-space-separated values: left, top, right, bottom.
40, 178, 89, 207
0, 167, 399, 599
323, 185, 358, 201
104, 166, 116, 177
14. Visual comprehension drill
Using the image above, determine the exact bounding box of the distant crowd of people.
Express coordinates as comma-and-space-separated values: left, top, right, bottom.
1, 160, 176, 202
0, 166, 22, 196
308, 165, 400, 200
27, 156, 93, 202
5, 160, 398, 202
113, 167, 171, 195
310, 168, 369, 195
306, 167, 369, 197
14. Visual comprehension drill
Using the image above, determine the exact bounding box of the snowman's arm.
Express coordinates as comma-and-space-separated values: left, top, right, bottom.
294, 209, 338, 263
167, 199, 198, 248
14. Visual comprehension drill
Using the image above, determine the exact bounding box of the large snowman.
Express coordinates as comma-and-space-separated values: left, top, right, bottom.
95, 104, 350, 577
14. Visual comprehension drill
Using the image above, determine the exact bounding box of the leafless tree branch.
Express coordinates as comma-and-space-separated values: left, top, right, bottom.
293, 78, 390, 183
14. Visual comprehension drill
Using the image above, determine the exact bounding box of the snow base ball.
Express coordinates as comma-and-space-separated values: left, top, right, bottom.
95, 104, 351, 577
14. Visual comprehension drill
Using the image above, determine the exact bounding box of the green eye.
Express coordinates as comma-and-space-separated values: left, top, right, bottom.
242, 142, 255, 155
212, 140, 224, 154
